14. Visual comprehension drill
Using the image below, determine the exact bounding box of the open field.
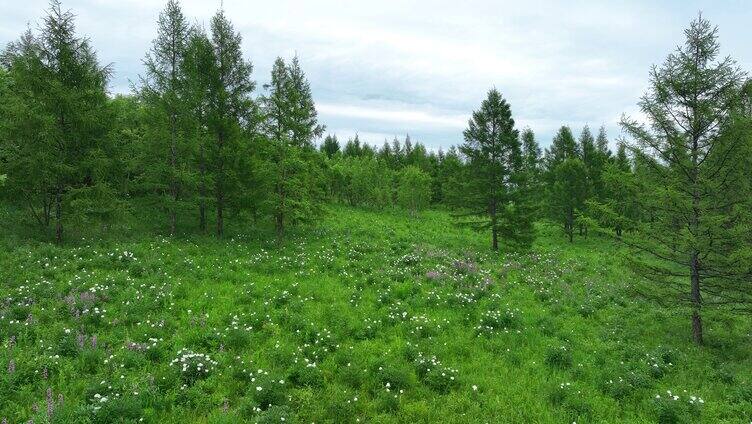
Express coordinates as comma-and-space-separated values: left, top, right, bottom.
2, 206, 750, 423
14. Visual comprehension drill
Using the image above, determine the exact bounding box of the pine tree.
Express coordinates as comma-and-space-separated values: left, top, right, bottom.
139, 0, 190, 235
459, 88, 534, 251
577, 126, 598, 236
620, 15, 750, 344
614, 142, 630, 173
596, 126, 612, 160
208, 9, 255, 237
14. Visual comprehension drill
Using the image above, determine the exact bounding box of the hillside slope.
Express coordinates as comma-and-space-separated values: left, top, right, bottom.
1, 207, 751, 423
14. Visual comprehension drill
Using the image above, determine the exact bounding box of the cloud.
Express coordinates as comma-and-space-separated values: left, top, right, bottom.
2, 0, 750, 150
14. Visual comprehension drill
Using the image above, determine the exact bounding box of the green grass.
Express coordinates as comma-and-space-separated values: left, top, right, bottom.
1, 206, 751, 423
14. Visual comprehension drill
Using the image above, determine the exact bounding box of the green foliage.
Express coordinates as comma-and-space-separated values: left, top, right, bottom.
0, 207, 750, 423
550, 158, 588, 242
396, 165, 431, 214
458, 88, 535, 251
0, 1, 113, 243
261, 56, 324, 240
618, 14, 752, 343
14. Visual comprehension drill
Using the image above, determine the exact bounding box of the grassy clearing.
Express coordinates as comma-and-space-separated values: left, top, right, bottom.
1, 206, 751, 423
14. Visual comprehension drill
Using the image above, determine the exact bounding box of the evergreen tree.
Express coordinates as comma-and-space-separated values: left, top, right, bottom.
545, 126, 579, 170
391, 137, 404, 166
459, 88, 534, 251
614, 142, 631, 173
619, 15, 751, 344
343, 134, 362, 157
438, 146, 466, 208
577, 126, 597, 235
596, 126, 612, 160
545, 125, 587, 240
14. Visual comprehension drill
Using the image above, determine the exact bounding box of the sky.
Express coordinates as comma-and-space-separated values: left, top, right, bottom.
2, 0, 751, 151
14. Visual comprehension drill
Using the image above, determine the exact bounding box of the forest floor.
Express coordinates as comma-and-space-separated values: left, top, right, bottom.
1, 206, 751, 423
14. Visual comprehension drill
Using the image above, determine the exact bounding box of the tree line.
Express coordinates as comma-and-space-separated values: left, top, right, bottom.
1, 2, 751, 344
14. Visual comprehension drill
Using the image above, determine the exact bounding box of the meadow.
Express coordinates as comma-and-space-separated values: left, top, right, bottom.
1, 206, 751, 423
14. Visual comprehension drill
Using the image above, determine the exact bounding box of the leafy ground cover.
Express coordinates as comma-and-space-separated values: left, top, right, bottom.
1, 206, 751, 423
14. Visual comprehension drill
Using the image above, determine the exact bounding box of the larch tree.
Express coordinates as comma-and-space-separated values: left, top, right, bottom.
261, 56, 324, 241
139, 0, 190, 235
545, 126, 587, 241
520, 128, 543, 217
181, 27, 216, 232
321, 134, 340, 158
459, 88, 534, 251
620, 15, 751, 345
208, 9, 255, 237
1, 1, 112, 243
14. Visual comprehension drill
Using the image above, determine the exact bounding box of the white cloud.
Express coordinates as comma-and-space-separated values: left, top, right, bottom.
2, 0, 750, 150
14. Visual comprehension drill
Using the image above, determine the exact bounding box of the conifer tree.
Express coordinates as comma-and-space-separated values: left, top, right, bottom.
551, 158, 589, 242
139, 0, 190, 235
520, 128, 542, 216
1, 1, 112, 243
261, 56, 323, 241
343, 134, 362, 157
459, 88, 534, 251
181, 27, 216, 232
320, 134, 340, 158
207, 9, 255, 237
545, 126, 587, 240
619, 15, 751, 344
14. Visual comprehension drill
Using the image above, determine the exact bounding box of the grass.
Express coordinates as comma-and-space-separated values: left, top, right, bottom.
1, 205, 751, 423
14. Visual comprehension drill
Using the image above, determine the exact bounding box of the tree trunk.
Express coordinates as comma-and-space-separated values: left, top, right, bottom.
216, 131, 225, 238
276, 143, 286, 243
216, 189, 224, 237
275, 212, 284, 242
170, 112, 179, 236
490, 198, 498, 251
199, 200, 206, 233
691, 252, 703, 345
54, 188, 63, 244
690, 251, 703, 345
199, 150, 206, 233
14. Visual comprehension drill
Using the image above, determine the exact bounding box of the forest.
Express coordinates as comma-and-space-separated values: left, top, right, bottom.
1, 1, 751, 423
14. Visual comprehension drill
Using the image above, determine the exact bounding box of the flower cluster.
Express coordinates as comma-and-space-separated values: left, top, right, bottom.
171, 349, 217, 383
475, 308, 521, 335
